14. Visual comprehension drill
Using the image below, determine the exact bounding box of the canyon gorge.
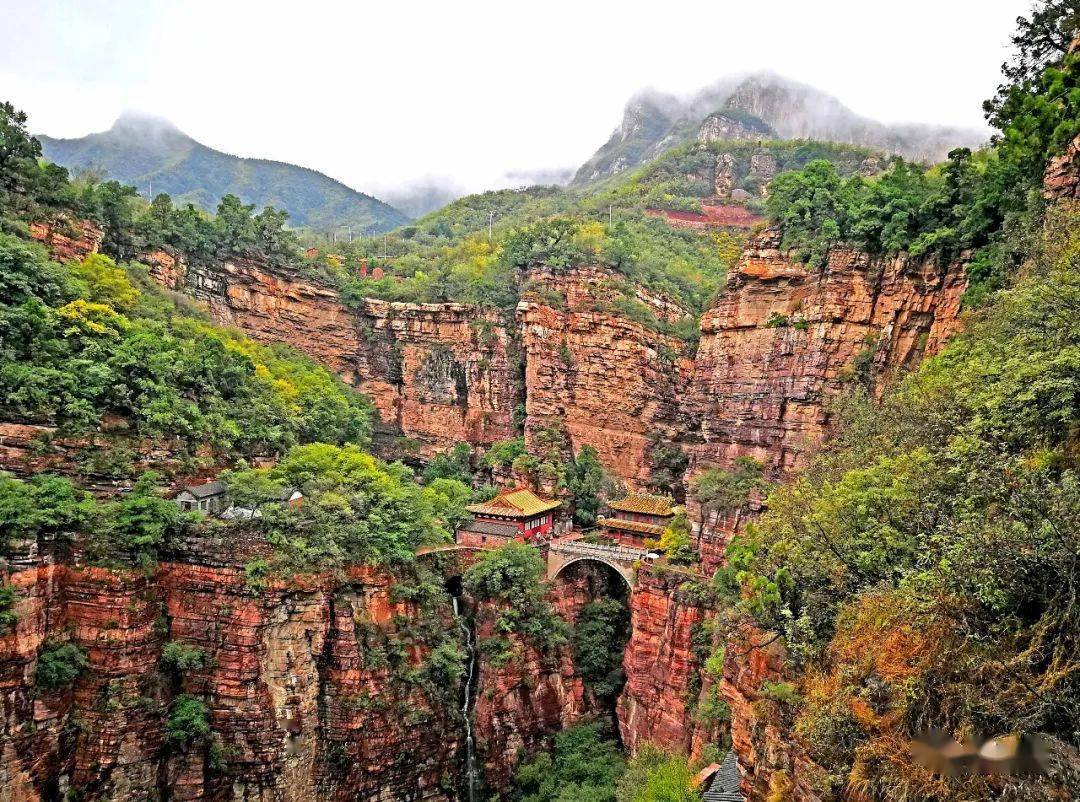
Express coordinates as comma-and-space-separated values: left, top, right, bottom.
0, 210, 972, 802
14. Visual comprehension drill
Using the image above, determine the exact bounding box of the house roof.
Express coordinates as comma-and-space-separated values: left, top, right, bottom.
702, 752, 743, 802
466, 488, 561, 518
181, 480, 227, 499
458, 520, 521, 539
597, 517, 665, 537
607, 492, 675, 516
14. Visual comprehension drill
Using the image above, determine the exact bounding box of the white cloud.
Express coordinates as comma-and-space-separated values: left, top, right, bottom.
1, 0, 1028, 197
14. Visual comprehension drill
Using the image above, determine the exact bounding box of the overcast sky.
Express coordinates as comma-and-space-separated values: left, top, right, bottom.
1, 0, 1032, 198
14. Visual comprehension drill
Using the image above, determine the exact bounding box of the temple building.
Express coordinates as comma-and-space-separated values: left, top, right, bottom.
456, 488, 561, 548
597, 492, 676, 547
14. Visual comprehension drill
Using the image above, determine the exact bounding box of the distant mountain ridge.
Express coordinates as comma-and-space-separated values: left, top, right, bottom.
39, 112, 409, 233
572, 72, 989, 185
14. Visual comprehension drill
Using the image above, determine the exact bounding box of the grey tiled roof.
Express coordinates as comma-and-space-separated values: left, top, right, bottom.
460, 520, 519, 538
184, 480, 226, 499
703, 752, 742, 802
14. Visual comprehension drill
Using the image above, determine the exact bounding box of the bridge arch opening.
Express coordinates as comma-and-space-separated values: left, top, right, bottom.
550, 559, 633, 725
551, 556, 634, 594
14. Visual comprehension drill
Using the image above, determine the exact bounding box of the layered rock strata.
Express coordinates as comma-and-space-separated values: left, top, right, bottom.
517, 266, 693, 489
144, 253, 517, 459
687, 230, 965, 478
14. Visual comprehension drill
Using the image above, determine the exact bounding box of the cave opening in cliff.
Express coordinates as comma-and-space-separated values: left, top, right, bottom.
551, 560, 633, 736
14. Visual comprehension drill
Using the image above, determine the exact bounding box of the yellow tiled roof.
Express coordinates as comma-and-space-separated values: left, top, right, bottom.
467, 488, 561, 518
607, 492, 675, 516
597, 517, 666, 536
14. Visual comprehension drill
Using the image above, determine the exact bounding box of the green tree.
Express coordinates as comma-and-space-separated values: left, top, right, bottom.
572, 598, 631, 700
463, 542, 568, 657
513, 721, 625, 802
652, 510, 698, 566
34, 642, 89, 691
615, 745, 697, 802
214, 194, 257, 255
0, 101, 41, 196
165, 694, 211, 744
100, 471, 184, 567
0, 474, 91, 552
566, 445, 606, 527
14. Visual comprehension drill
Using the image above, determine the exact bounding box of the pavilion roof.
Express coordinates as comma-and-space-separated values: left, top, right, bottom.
597, 517, 665, 537
607, 492, 675, 517
466, 488, 561, 518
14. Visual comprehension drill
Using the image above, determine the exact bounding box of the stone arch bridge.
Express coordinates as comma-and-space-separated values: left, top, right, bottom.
417, 537, 649, 590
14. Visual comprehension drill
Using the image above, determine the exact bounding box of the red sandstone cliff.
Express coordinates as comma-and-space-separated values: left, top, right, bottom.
518, 266, 693, 489
144, 252, 517, 460
0, 554, 464, 802
687, 229, 966, 484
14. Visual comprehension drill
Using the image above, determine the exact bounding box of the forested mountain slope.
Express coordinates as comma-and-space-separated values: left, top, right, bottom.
39, 112, 409, 234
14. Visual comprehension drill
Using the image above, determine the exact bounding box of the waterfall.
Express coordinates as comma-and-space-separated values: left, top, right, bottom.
453, 595, 479, 802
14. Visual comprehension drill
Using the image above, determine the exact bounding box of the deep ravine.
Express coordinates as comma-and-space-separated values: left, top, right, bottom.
453, 594, 479, 802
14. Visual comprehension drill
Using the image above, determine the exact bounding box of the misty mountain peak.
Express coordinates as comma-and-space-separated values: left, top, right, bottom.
571, 72, 988, 185
109, 110, 187, 139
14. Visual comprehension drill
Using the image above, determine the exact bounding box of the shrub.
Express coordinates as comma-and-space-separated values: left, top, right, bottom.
160, 641, 207, 675
0, 585, 20, 634
761, 680, 801, 706
165, 694, 211, 743
35, 642, 89, 691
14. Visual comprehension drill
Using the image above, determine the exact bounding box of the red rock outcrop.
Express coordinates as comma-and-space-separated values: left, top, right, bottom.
617, 568, 822, 801
686, 228, 965, 480
518, 266, 693, 489
1044, 134, 1080, 201
0, 559, 463, 802
471, 614, 589, 792
28, 219, 103, 263
145, 253, 517, 459
617, 568, 717, 757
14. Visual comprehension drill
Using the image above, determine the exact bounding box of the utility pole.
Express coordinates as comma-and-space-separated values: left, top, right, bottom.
609, 204, 613, 226
148, 176, 152, 198
488, 210, 494, 239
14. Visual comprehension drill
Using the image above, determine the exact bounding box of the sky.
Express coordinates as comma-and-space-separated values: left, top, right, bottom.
1, 0, 1033, 200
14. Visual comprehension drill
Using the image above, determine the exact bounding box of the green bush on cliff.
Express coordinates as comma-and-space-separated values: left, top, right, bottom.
224, 443, 453, 571
571, 597, 631, 701
34, 641, 89, 691
0, 585, 20, 633
165, 694, 211, 744
463, 541, 568, 656
0, 473, 92, 552
160, 641, 208, 676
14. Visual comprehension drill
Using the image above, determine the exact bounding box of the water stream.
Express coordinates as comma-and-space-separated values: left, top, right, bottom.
453, 595, 479, 802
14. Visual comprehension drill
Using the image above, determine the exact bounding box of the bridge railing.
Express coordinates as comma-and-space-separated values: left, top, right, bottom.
549, 539, 650, 564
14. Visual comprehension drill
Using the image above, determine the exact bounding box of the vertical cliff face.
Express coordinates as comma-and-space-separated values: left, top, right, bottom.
616, 570, 824, 801
1044, 133, 1080, 201
687, 229, 965, 483
518, 266, 692, 488
145, 253, 518, 459
0, 557, 464, 802
617, 569, 716, 757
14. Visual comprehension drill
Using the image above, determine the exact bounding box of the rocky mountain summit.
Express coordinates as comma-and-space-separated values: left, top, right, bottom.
572, 72, 987, 185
